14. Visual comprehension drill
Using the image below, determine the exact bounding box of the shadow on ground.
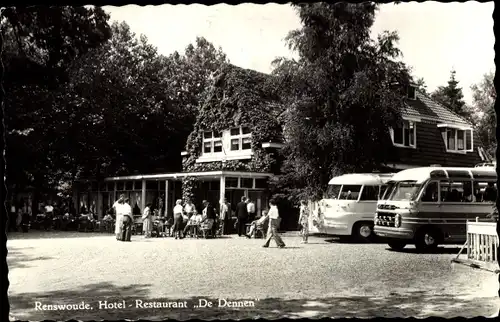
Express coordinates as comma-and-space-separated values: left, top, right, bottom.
8, 282, 498, 321
7, 247, 54, 270
386, 246, 462, 255
7, 231, 114, 240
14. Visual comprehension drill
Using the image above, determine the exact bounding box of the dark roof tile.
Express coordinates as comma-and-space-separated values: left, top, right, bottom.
402, 92, 470, 126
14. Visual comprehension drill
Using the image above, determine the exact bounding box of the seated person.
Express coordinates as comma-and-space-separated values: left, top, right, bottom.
245, 210, 269, 238
183, 210, 201, 237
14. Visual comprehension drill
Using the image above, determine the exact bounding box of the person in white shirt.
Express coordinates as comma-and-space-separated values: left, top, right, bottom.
184, 199, 196, 218
262, 199, 285, 248
219, 198, 230, 235
183, 209, 201, 237
113, 194, 125, 240
172, 199, 184, 239
246, 198, 256, 222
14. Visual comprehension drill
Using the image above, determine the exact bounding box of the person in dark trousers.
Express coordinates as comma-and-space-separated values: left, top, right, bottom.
263, 199, 285, 248
121, 198, 133, 242
235, 196, 249, 237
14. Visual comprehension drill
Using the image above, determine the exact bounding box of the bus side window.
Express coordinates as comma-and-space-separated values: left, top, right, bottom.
339, 185, 362, 200
477, 181, 497, 202
360, 186, 378, 201
421, 182, 438, 202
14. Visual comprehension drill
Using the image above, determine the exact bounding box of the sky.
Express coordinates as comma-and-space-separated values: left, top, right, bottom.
103, 2, 495, 105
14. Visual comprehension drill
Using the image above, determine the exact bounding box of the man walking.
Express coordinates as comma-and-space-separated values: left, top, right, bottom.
263, 199, 285, 248
235, 196, 248, 237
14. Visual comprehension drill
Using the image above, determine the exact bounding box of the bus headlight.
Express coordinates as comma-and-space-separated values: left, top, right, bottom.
374, 214, 379, 225
394, 214, 401, 228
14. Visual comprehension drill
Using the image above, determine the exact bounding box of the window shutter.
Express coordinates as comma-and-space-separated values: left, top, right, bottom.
465, 130, 473, 151
440, 128, 447, 149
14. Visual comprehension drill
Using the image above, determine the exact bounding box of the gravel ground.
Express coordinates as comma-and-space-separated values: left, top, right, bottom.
7, 231, 500, 320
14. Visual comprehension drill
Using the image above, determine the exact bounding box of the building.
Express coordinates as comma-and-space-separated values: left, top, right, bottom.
383, 85, 490, 170
72, 64, 284, 219
72, 75, 490, 220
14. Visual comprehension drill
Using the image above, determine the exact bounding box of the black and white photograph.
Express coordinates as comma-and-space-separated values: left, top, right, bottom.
3, 1, 498, 321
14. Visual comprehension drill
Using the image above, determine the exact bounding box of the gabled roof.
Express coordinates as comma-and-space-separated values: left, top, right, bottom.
402, 92, 471, 126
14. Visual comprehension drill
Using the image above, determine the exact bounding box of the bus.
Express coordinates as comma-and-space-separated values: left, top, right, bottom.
317, 173, 394, 241
373, 167, 497, 252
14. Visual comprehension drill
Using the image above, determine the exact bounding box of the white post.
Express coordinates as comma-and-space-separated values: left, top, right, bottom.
141, 180, 146, 213
220, 176, 226, 204
165, 180, 169, 217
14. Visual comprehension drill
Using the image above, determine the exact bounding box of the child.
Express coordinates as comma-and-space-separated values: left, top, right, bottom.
298, 200, 310, 244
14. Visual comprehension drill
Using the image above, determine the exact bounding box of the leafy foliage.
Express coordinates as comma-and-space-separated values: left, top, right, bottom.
469, 72, 496, 157
182, 64, 283, 174
431, 69, 470, 120
4, 6, 229, 201
270, 3, 411, 201
3, 6, 112, 193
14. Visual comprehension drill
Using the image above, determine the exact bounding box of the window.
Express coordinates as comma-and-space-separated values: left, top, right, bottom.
226, 177, 239, 188
229, 126, 252, 151
241, 178, 253, 188
255, 179, 267, 189
210, 181, 220, 190
202, 130, 223, 155
391, 120, 416, 148
339, 185, 362, 200
439, 126, 473, 153
388, 181, 421, 201
359, 185, 378, 201
107, 183, 114, 191
420, 181, 438, 202
325, 184, 342, 199
146, 181, 157, 190
407, 86, 416, 100
474, 181, 497, 203
125, 181, 133, 191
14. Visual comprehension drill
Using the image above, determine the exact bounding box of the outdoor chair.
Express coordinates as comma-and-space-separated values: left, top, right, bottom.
199, 219, 215, 239
78, 217, 89, 232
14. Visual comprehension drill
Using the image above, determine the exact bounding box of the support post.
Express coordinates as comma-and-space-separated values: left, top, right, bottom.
165, 180, 169, 217
220, 176, 226, 205
114, 182, 117, 202
141, 180, 146, 213
97, 183, 103, 220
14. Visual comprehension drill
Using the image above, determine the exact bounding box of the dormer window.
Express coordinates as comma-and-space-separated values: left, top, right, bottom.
390, 120, 416, 148
202, 131, 223, 155
230, 126, 252, 151
407, 86, 416, 100
438, 124, 473, 153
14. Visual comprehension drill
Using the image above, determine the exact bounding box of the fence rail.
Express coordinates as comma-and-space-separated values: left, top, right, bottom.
452, 218, 499, 274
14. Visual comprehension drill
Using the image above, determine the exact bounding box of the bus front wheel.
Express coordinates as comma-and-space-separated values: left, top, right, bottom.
387, 240, 407, 251
414, 227, 440, 252
352, 222, 374, 242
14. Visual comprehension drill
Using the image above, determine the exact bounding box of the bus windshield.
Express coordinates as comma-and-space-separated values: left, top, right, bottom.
388, 181, 421, 201
325, 184, 342, 199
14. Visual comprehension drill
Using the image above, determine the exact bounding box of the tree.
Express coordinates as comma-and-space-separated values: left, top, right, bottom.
431, 69, 469, 119
270, 3, 411, 201
414, 77, 428, 95
469, 72, 496, 157
3, 6, 112, 196
61, 24, 229, 179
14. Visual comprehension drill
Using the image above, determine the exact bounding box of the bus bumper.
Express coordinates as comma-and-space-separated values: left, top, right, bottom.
322, 223, 351, 236
373, 226, 414, 240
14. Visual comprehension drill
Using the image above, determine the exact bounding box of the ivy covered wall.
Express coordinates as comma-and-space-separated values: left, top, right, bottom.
182, 64, 284, 174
